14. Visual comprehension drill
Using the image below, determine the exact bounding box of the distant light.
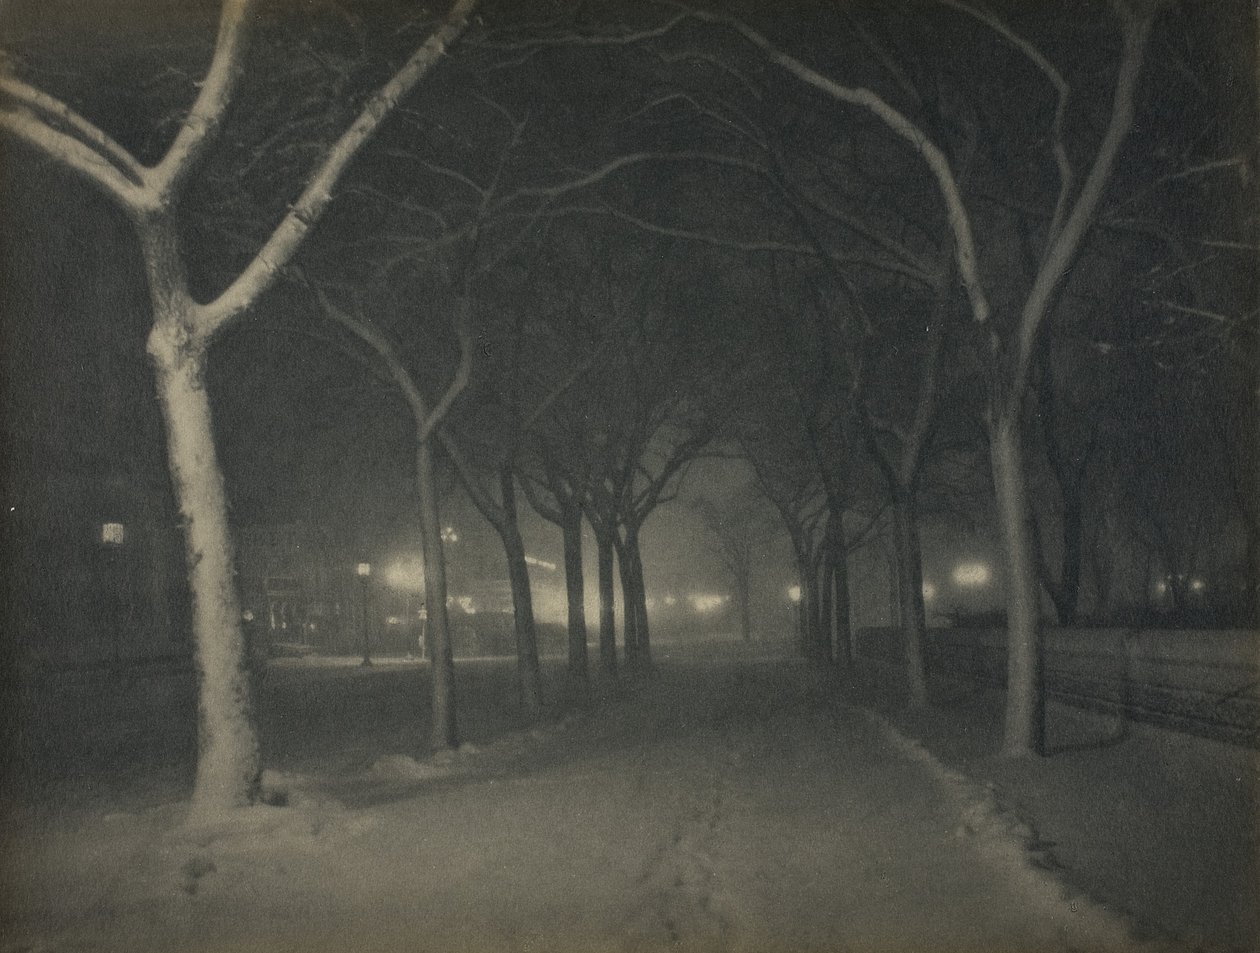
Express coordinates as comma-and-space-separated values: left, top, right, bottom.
663, 595, 678, 607
787, 585, 802, 603
441, 527, 459, 544
951, 563, 991, 588
101, 522, 126, 546
385, 560, 425, 591
446, 595, 475, 614
1190, 578, 1206, 593
524, 555, 557, 572
922, 582, 937, 601
356, 562, 372, 577
689, 593, 726, 613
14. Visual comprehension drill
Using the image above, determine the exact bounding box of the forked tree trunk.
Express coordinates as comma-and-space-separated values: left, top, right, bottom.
560, 500, 589, 694
498, 468, 542, 719
415, 438, 457, 749
992, 410, 1045, 756
148, 322, 259, 814
595, 529, 617, 677
891, 486, 929, 707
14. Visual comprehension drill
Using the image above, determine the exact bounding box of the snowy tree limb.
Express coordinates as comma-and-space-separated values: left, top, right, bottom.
149, 0, 255, 202
0, 105, 143, 207
0, 76, 146, 185
201, 0, 480, 337
938, 0, 1074, 246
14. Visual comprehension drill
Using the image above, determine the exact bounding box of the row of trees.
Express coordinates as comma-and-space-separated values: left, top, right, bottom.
2, 0, 1253, 814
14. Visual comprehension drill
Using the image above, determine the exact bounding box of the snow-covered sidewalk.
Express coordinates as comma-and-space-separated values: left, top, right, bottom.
846, 658, 1259, 952
0, 651, 1179, 952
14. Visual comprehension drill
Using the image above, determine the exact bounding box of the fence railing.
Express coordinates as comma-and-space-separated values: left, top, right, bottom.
855, 626, 1260, 748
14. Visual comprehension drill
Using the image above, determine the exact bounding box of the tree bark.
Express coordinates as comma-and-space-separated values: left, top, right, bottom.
833, 540, 854, 671
1053, 486, 1085, 624
891, 486, 929, 707
819, 547, 835, 665
416, 439, 458, 749
615, 535, 640, 672
498, 467, 543, 719
620, 528, 653, 675
560, 499, 589, 695
595, 528, 618, 677
992, 410, 1045, 756
148, 322, 259, 815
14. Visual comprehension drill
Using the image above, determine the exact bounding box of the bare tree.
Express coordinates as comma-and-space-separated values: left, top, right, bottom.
0, 0, 479, 813
671, 1, 1159, 754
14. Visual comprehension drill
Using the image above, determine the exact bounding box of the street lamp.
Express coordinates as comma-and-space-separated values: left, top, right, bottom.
100, 521, 127, 666
357, 561, 373, 667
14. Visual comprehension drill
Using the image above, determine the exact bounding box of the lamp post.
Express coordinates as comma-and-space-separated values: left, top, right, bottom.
100, 521, 127, 666
357, 561, 372, 666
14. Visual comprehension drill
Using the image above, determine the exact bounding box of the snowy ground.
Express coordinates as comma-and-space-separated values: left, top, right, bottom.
0, 642, 1253, 953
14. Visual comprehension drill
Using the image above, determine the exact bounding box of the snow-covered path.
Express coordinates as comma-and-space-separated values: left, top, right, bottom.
1, 656, 1151, 952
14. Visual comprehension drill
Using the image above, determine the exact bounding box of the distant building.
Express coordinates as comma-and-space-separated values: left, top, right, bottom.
235, 523, 357, 654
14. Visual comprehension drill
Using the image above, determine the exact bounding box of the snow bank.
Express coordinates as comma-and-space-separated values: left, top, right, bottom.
856, 706, 1179, 953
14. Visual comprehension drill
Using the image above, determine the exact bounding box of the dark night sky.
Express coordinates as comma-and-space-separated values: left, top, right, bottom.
1, 0, 1255, 657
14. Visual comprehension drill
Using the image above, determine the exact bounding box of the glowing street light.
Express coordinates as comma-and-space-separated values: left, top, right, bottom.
951, 563, 991, 588
787, 584, 802, 604
356, 561, 373, 667
689, 593, 726, 613
100, 521, 127, 665
922, 581, 937, 601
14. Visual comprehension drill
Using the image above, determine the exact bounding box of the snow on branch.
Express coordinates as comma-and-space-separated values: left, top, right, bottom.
149, 0, 256, 202
0, 104, 143, 207
1011, 10, 1153, 397
0, 76, 146, 186
938, 0, 1074, 246
684, 9, 991, 328
201, 0, 479, 337
312, 285, 473, 447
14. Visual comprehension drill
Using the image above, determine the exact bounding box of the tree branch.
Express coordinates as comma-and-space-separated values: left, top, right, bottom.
939, 0, 1074, 245
150, 0, 256, 202
686, 8, 991, 327
201, 0, 479, 337
0, 106, 142, 208
1009, 9, 1153, 400
0, 76, 146, 184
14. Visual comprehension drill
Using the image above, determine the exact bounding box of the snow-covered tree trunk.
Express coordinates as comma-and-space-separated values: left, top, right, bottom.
148, 322, 259, 812
1, 0, 481, 809
688, 0, 1152, 757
